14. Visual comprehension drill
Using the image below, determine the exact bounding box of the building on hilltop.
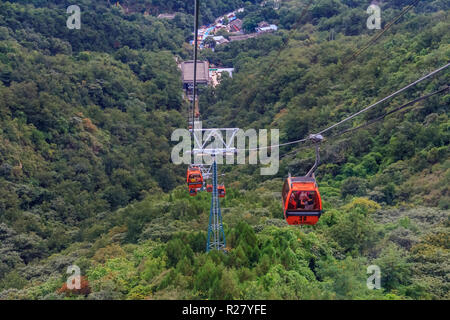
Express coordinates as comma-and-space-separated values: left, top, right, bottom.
209, 68, 235, 87
180, 60, 211, 100
229, 33, 260, 42
212, 36, 229, 45
228, 18, 243, 33
256, 23, 278, 33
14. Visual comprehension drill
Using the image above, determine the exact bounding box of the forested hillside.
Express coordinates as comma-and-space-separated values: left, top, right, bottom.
0, 0, 449, 300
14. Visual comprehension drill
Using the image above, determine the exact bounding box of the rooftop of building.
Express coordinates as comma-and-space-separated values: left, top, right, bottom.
180, 61, 210, 83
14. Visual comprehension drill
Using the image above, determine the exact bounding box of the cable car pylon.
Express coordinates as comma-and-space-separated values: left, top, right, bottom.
189, 123, 238, 252
206, 156, 226, 252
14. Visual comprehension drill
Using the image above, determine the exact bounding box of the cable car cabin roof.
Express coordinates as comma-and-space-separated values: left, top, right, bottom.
290, 177, 316, 183
187, 167, 203, 179
188, 167, 201, 174
287, 177, 318, 191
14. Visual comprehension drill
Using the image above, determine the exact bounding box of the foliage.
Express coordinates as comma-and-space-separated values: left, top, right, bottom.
0, 0, 449, 300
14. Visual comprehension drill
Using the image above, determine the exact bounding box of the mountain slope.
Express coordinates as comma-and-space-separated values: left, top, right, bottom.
0, 0, 449, 300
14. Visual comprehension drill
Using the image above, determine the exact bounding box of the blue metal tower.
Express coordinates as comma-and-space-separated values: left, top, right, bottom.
206, 157, 226, 252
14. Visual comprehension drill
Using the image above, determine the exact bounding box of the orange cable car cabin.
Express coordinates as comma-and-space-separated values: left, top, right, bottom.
218, 185, 226, 198
187, 166, 203, 189
206, 184, 213, 192
282, 176, 322, 225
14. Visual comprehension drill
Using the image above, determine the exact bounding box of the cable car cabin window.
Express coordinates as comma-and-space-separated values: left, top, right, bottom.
288, 191, 320, 211
189, 174, 201, 182
282, 180, 289, 204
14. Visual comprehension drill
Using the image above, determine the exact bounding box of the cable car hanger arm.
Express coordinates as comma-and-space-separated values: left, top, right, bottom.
306, 134, 323, 177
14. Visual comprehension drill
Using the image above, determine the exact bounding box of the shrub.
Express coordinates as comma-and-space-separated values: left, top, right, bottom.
57, 276, 91, 296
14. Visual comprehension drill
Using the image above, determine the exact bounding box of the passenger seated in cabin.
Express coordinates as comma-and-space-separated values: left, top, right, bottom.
288, 192, 297, 209
294, 191, 316, 210
303, 192, 315, 210
190, 174, 201, 183
297, 192, 308, 209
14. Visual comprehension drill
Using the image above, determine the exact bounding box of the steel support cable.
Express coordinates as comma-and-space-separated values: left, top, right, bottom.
242, 137, 309, 152
238, 0, 314, 105
278, 85, 450, 161
280, 85, 449, 178
234, 62, 450, 153
280, 85, 449, 161
342, 0, 421, 66
240, 0, 420, 111
263, 0, 314, 77
328, 85, 449, 139
317, 62, 450, 135
191, 0, 200, 131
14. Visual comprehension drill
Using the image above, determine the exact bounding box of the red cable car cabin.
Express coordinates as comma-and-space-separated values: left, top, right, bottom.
189, 188, 197, 196
206, 184, 213, 192
218, 185, 226, 198
282, 176, 322, 225
187, 166, 203, 189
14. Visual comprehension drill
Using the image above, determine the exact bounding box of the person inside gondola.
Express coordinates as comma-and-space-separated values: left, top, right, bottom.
295, 191, 305, 209
289, 191, 297, 210
190, 174, 201, 183
295, 191, 314, 210
304, 192, 315, 210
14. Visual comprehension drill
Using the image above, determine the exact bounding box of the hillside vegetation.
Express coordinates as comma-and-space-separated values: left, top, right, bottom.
0, 0, 449, 300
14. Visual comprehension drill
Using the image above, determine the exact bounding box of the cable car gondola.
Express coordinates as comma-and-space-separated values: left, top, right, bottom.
206, 184, 213, 192
282, 134, 324, 225
187, 166, 203, 190
189, 188, 198, 196
282, 176, 322, 225
218, 185, 226, 198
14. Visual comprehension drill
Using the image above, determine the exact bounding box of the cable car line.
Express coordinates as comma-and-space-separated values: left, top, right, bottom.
284, 84, 449, 178
186, 1, 229, 250
263, 0, 314, 77
328, 84, 449, 139
234, 62, 449, 153
189, 0, 201, 131
317, 62, 449, 135
239, 0, 421, 112
342, 0, 421, 66
237, 0, 314, 108
280, 84, 449, 164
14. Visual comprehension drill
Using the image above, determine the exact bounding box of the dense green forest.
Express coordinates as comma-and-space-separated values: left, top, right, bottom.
0, 0, 449, 300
